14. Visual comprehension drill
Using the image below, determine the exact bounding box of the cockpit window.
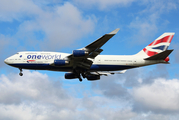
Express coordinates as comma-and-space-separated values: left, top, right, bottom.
16, 53, 19, 54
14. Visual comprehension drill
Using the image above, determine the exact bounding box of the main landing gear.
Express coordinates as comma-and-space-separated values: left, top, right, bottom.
77, 73, 83, 82
79, 76, 82, 82
73, 70, 83, 82
19, 68, 23, 76
78, 73, 87, 82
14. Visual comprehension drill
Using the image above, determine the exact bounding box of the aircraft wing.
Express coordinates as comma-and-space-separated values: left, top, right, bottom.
66, 28, 120, 70
91, 70, 127, 76
80, 70, 127, 81
84, 28, 120, 58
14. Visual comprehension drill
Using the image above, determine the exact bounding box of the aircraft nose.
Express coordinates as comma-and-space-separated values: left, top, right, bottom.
4, 58, 9, 64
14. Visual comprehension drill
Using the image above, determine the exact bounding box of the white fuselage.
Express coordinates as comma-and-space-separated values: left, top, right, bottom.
4, 51, 165, 72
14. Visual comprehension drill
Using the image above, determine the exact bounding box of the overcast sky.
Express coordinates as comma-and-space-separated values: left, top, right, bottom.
1, 0, 179, 120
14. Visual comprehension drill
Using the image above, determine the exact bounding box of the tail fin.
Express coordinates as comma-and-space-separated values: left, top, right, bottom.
136, 32, 175, 58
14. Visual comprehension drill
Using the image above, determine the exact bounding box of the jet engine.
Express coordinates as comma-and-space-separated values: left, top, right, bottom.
54, 60, 69, 66
73, 50, 88, 57
86, 75, 100, 81
65, 73, 78, 79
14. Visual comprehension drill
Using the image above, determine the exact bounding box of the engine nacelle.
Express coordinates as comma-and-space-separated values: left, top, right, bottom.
73, 50, 88, 57
87, 75, 100, 81
54, 60, 69, 66
65, 73, 78, 79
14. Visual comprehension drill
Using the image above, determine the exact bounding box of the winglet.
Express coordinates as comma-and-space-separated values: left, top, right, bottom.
108, 28, 120, 35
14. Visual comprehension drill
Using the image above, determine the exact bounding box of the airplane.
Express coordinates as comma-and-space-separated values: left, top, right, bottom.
4, 28, 175, 82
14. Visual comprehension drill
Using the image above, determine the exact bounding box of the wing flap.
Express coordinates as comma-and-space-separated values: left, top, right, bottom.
88, 49, 103, 58
75, 59, 93, 69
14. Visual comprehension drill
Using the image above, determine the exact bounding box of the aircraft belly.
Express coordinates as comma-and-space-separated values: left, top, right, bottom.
8, 63, 73, 72
9, 63, 136, 72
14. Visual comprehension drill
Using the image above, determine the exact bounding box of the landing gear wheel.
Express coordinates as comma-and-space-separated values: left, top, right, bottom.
19, 68, 23, 76
19, 73, 23, 76
73, 70, 83, 82
79, 78, 82, 82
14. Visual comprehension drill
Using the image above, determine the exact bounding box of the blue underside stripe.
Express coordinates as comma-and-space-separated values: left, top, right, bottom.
8, 63, 135, 71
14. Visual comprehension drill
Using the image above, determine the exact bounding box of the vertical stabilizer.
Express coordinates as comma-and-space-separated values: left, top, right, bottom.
136, 33, 175, 58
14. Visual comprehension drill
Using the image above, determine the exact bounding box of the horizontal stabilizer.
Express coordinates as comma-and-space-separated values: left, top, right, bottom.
144, 49, 173, 60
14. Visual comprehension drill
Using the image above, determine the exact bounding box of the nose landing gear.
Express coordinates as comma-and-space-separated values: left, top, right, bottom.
19, 68, 23, 76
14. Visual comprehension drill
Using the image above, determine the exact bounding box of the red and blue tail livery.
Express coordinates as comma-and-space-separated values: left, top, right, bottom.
4, 29, 175, 81
143, 33, 174, 57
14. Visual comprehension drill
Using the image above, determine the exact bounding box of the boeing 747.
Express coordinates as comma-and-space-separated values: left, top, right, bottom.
4, 29, 175, 81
